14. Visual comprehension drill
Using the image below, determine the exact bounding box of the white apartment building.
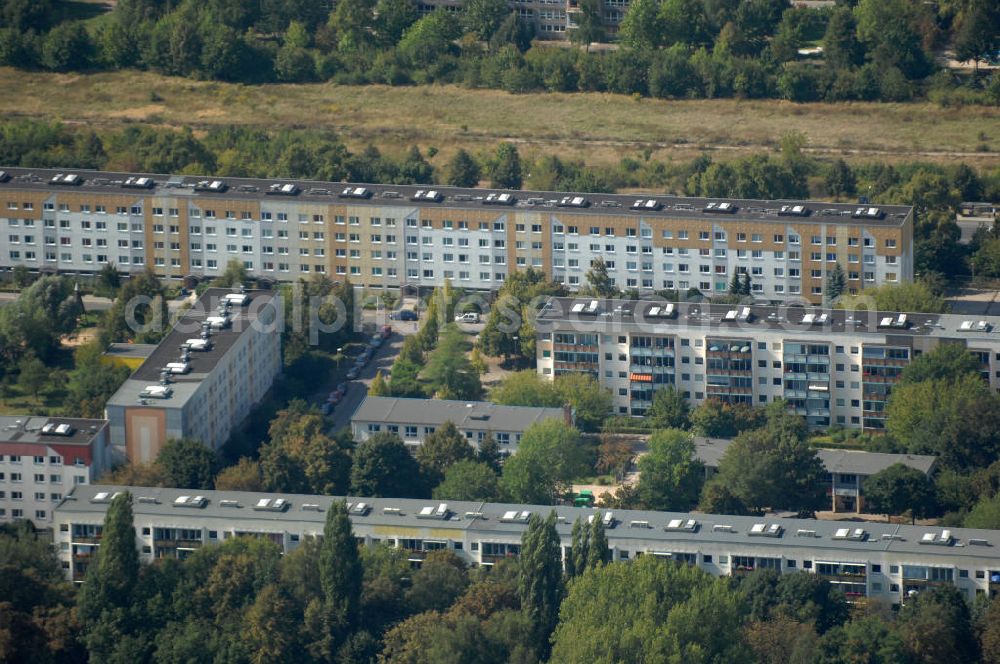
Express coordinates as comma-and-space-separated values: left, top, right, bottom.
0, 167, 913, 306
104, 288, 281, 463
536, 297, 1000, 429
0, 416, 110, 524
56, 485, 1000, 606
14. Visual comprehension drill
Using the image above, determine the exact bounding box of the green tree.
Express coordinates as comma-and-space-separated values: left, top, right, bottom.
311, 500, 363, 660
95, 262, 122, 298
478, 432, 503, 473
77, 492, 141, 661
569, 0, 605, 48
900, 342, 981, 385
42, 21, 92, 71
863, 463, 936, 523
260, 401, 352, 495
446, 148, 481, 187
567, 516, 590, 578
368, 370, 390, 397
214, 457, 264, 491
619, 0, 664, 49
397, 9, 460, 67
821, 6, 863, 70
490, 142, 522, 189
582, 257, 619, 299
953, 0, 1000, 73
463, 0, 511, 40
155, 438, 218, 490
554, 372, 612, 432
854, 0, 931, 80
965, 494, 1000, 529
501, 420, 589, 504
646, 386, 691, 429
825, 159, 857, 199
416, 420, 475, 486
329, 0, 375, 52
817, 616, 910, 664
551, 556, 750, 663
423, 324, 482, 400
16, 354, 47, 400
836, 281, 948, 314
825, 263, 846, 304
887, 373, 1000, 470
350, 431, 425, 497
433, 459, 504, 501
102, 269, 167, 345
897, 586, 979, 664
405, 550, 470, 613
587, 511, 610, 569
659, 0, 710, 46
518, 511, 563, 659
708, 418, 825, 514
637, 428, 705, 511
375, 0, 418, 45
243, 584, 301, 664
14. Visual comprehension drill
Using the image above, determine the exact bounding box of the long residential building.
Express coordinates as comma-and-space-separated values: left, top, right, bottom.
0, 167, 913, 305
535, 297, 1000, 429
56, 484, 1000, 605
0, 416, 110, 524
104, 288, 282, 463
351, 396, 572, 453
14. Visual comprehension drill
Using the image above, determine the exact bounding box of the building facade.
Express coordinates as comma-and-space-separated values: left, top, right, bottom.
535, 297, 1000, 429
0, 168, 913, 306
695, 437, 936, 513
104, 288, 281, 463
351, 396, 571, 452
0, 417, 110, 524
56, 485, 1000, 606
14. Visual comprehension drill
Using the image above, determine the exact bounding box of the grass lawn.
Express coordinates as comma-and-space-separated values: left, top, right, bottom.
1, 68, 998, 169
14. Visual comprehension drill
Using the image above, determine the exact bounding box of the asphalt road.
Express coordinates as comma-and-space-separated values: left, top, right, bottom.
320, 300, 422, 433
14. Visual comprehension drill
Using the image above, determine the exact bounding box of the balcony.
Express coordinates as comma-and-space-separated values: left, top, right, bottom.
153, 538, 203, 548
481, 553, 520, 565
72, 535, 101, 545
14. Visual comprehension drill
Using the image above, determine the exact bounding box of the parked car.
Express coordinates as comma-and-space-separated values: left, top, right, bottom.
321, 403, 333, 416
370, 336, 383, 349
390, 310, 418, 321
327, 393, 342, 406
346, 367, 359, 380
337, 382, 348, 393
455, 312, 480, 323
380, 325, 392, 339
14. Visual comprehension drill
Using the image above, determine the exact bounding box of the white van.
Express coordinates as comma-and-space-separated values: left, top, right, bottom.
455, 312, 480, 323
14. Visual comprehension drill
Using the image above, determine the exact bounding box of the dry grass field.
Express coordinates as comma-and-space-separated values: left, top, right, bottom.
2, 68, 999, 168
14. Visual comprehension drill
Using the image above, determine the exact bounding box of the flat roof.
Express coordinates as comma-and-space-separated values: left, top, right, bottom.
352, 396, 567, 431
695, 437, 936, 476
103, 343, 158, 361
105, 288, 276, 410
57, 484, 1000, 560
537, 297, 1000, 344
0, 416, 107, 447
0, 166, 912, 226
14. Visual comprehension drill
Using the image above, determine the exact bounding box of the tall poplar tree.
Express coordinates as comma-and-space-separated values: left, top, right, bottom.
518, 511, 564, 658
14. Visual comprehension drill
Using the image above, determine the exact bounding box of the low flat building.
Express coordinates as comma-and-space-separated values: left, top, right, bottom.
56, 484, 1000, 605
105, 288, 281, 463
694, 437, 937, 513
536, 296, 1000, 430
351, 396, 571, 453
0, 416, 110, 524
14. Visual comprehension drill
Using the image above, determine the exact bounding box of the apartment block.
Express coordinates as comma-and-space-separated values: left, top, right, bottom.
535, 297, 1000, 429
0, 416, 110, 524
0, 168, 913, 306
351, 396, 571, 452
55, 485, 1000, 606
104, 288, 281, 463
